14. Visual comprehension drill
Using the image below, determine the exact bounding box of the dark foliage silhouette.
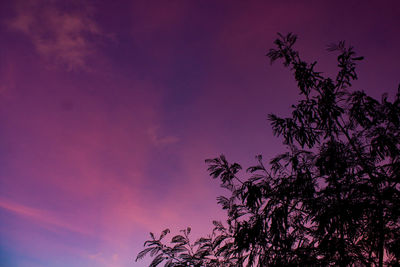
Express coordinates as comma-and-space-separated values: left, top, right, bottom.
136, 33, 400, 267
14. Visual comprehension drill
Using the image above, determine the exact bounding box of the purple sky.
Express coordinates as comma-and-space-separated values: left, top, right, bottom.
0, 1, 399, 266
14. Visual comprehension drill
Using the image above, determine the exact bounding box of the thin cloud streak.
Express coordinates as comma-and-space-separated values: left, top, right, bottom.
147, 126, 179, 146
0, 198, 94, 236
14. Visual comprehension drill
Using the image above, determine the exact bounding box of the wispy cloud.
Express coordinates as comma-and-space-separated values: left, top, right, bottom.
0, 198, 93, 236
87, 251, 122, 267
147, 126, 179, 146
8, 0, 107, 71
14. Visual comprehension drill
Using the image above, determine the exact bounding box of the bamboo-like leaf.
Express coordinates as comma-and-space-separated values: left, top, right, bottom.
149, 254, 165, 267
159, 229, 170, 240
171, 235, 186, 244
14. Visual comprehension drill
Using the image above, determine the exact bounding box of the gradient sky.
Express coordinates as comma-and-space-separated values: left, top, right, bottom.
0, 1, 399, 266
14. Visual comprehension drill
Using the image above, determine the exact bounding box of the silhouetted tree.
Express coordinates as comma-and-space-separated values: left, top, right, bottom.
137, 33, 400, 267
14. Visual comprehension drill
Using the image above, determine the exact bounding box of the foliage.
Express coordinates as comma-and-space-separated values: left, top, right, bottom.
136, 33, 400, 266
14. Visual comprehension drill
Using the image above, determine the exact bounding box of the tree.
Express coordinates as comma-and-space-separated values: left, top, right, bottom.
136, 33, 400, 267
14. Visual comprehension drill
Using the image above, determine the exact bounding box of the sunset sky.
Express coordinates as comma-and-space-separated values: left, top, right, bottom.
0, 1, 399, 266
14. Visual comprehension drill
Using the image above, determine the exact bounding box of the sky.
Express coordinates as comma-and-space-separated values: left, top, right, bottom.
0, 0, 399, 266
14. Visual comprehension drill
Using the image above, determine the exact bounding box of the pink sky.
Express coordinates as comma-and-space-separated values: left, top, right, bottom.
0, 1, 399, 266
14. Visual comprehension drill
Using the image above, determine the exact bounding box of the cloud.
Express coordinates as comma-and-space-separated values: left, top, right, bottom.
8, 0, 107, 71
87, 252, 122, 267
0, 198, 93, 236
147, 126, 179, 146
